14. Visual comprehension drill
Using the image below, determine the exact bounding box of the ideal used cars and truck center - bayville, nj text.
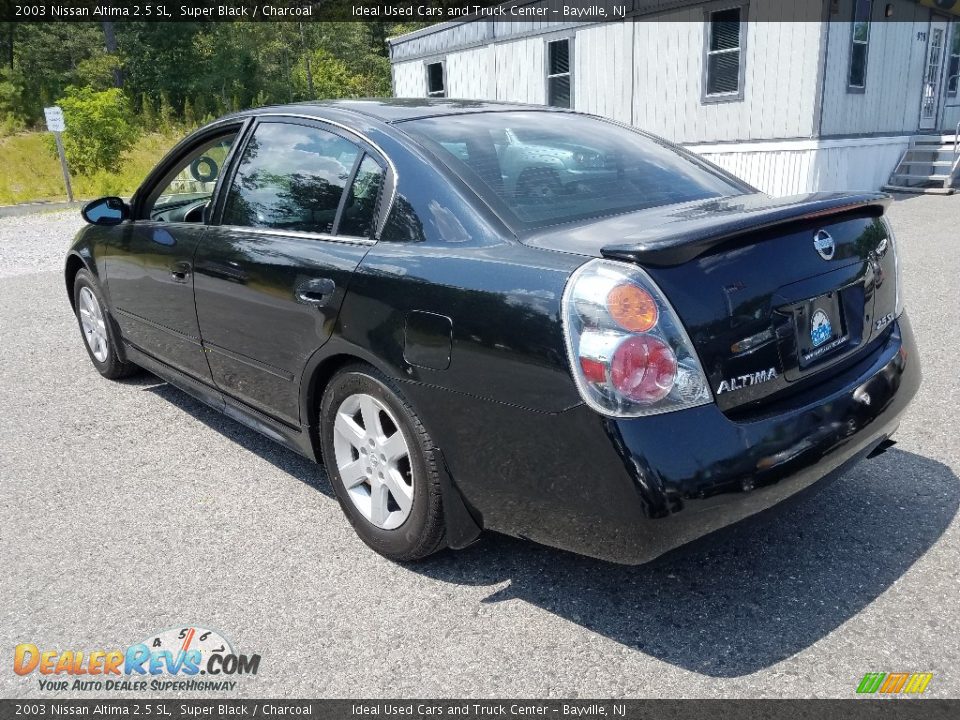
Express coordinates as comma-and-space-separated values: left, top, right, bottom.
25, 3, 610, 20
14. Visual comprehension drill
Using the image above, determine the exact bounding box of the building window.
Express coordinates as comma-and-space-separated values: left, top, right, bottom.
848, 0, 872, 90
703, 6, 746, 101
547, 38, 571, 108
948, 26, 960, 96
426, 61, 445, 98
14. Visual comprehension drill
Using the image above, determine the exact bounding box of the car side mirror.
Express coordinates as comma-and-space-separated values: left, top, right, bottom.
81, 196, 129, 226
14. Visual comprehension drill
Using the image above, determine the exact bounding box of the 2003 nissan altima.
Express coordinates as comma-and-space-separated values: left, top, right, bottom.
66, 100, 919, 563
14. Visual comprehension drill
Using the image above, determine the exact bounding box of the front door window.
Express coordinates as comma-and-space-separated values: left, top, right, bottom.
141, 133, 237, 222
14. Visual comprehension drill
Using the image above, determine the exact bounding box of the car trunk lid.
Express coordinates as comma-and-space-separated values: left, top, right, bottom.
524, 192, 898, 413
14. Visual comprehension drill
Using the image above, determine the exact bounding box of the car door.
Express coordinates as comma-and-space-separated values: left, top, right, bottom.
193, 118, 387, 427
105, 125, 241, 381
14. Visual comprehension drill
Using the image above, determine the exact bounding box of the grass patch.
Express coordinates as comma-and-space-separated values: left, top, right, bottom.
0, 131, 178, 205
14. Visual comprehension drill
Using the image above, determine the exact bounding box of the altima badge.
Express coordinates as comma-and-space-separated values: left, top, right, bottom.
814, 229, 835, 260
716, 367, 778, 395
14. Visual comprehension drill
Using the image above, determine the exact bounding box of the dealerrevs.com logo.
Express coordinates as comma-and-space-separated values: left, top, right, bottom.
13, 626, 260, 693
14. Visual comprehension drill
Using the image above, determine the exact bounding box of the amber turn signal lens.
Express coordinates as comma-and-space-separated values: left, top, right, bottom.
607, 283, 658, 332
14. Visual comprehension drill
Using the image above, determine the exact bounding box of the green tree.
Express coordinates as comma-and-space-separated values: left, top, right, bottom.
295, 49, 362, 99
74, 52, 122, 92
139, 92, 157, 131
8, 19, 434, 133
183, 97, 197, 128
11, 23, 104, 123
0, 66, 28, 133
158, 89, 174, 130
56, 86, 138, 174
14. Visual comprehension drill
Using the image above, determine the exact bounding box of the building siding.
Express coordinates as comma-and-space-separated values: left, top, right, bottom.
447, 46, 496, 98
690, 136, 910, 195
819, 0, 932, 135
945, 18, 960, 133
575, 23, 633, 123
807, 137, 911, 190
392, 12, 823, 145
944, 103, 960, 137
389, 21, 493, 62
393, 60, 426, 97
494, 38, 546, 103
632, 8, 822, 144
388, 3, 960, 195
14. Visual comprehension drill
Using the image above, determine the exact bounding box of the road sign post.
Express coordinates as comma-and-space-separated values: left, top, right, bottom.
43, 106, 73, 203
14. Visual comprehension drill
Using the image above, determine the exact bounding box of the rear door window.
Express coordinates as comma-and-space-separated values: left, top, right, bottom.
338, 155, 385, 238
221, 121, 361, 235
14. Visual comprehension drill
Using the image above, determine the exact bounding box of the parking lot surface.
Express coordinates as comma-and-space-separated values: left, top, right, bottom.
1, 195, 959, 698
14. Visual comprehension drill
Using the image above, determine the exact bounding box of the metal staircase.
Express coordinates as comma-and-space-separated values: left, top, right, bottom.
884, 126, 960, 195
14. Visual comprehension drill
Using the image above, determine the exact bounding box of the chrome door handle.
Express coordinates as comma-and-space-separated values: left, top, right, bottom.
170, 261, 191, 282
295, 278, 336, 306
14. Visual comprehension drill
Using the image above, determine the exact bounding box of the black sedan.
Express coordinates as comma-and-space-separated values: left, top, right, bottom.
66, 100, 919, 563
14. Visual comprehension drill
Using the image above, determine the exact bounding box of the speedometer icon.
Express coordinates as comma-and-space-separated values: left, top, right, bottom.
140, 626, 235, 665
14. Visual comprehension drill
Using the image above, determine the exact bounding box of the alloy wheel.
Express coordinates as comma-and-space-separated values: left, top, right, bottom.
78, 286, 109, 363
332, 393, 415, 530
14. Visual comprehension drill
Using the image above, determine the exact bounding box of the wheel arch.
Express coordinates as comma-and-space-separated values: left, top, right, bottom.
302, 348, 483, 549
64, 252, 89, 311
302, 351, 382, 461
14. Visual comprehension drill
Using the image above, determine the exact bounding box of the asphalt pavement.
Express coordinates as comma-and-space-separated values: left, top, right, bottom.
0, 194, 958, 698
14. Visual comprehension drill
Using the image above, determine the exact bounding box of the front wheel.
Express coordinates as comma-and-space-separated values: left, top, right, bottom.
73, 269, 140, 380
320, 365, 446, 562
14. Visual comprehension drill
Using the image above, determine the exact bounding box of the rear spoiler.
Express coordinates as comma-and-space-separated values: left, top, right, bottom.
600, 192, 892, 267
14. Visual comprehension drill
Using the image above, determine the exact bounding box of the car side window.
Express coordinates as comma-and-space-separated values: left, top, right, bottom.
338, 155, 385, 238
141, 133, 237, 223
221, 121, 361, 235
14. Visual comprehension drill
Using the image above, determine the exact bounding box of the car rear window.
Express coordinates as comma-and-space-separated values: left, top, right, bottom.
401, 111, 742, 230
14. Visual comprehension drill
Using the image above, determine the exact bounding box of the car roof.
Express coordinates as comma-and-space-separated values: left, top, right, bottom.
233, 98, 569, 124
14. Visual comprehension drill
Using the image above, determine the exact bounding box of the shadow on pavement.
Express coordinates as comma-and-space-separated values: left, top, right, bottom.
140, 379, 334, 498
131, 375, 958, 677
414, 449, 958, 677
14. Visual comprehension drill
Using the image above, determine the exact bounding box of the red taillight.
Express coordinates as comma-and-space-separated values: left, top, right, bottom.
563, 259, 710, 417
610, 335, 677, 404
579, 356, 607, 383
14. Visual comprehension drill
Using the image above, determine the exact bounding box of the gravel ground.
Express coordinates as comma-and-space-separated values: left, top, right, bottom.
0, 196, 959, 698
0, 210, 88, 279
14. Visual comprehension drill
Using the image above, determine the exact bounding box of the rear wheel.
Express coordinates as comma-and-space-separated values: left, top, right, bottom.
73, 269, 140, 380
320, 365, 446, 561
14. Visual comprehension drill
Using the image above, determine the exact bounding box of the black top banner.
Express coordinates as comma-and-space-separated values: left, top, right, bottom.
2, 0, 948, 24
9, 0, 524, 23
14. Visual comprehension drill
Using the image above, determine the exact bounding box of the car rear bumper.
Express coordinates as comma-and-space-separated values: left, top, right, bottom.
592, 313, 920, 562
416, 313, 920, 564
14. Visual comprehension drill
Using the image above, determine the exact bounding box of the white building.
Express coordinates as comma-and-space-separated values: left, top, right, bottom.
388, 0, 960, 195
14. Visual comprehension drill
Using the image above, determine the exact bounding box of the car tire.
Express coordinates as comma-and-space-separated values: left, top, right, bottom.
320, 364, 446, 562
517, 167, 561, 201
73, 269, 140, 380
